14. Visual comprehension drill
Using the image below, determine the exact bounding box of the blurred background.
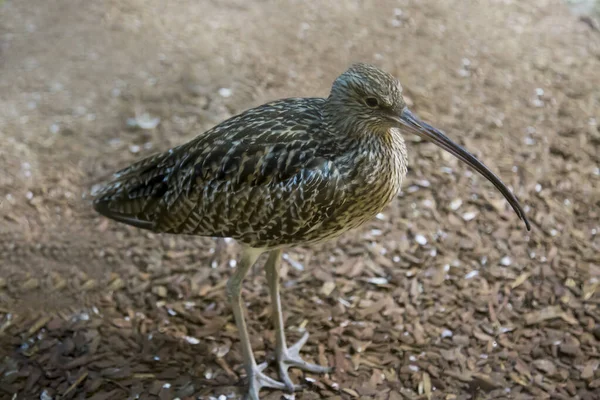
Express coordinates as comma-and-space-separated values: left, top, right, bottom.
1, 0, 599, 399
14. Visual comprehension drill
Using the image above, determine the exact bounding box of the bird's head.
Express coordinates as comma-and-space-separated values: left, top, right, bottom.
327, 63, 531, 231
328, 63, 406, 133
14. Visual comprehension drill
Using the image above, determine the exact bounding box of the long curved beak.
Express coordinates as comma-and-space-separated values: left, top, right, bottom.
399, 108, 531, 231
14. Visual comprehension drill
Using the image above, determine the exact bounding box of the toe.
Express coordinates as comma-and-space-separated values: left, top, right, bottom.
257, 362, 269, 373
278, 362, 295, 393
257, 371, 288, 390
288, 331, 310, 354
244, 364, 295, 398
289, 358, 332, 374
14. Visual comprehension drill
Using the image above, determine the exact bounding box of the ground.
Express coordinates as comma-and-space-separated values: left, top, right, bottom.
1, 0, 599, 399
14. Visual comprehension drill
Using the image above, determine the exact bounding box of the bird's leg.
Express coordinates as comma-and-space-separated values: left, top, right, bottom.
264, 249, 332, 392
226, 247, 290, 400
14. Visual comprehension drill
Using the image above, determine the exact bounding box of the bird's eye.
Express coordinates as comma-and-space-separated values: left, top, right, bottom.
365, 97, 379, 108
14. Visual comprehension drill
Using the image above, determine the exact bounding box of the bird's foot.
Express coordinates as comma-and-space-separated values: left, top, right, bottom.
243, 362, 301, 400
276, 331, 333, 392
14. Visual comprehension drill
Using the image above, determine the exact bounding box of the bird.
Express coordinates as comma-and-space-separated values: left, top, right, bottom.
92, 63, 531, 399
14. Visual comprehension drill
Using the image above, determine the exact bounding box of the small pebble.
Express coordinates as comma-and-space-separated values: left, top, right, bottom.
415, 234, 427, 246
137, 113, 160, 130
500, 256, 512, 266
282, 253, 304, 271
441, 329, 453, 338
462, 211, 478, 221
366, 277, 389, 285
218, 88, 232, 98
185, 336, 200, 345
449, 198, 462, 210
464, 270, 479, 279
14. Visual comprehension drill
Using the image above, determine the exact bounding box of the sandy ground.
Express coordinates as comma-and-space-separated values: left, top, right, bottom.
1, 0, 600, 399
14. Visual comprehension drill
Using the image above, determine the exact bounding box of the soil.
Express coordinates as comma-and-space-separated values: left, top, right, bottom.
1, 0, 600, 399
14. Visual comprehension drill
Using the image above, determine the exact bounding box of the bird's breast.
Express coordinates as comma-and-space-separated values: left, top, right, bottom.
326, 130, 408, 233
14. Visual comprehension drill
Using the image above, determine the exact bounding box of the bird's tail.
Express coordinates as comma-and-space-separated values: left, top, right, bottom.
91, 151, 175, 231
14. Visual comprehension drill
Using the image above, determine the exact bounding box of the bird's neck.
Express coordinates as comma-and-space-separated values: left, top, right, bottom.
322, 98, 408, 183
327, 126, 408, 225
334, 126, 408, 190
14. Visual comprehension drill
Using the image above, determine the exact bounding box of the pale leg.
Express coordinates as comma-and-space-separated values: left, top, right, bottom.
226, 246, 289, 399
264, 249, 332, 392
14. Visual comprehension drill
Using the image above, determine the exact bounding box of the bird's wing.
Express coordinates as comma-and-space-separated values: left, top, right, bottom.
92, 98, 346, 245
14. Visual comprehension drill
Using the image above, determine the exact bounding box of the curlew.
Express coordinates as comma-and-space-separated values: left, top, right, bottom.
93, 63, 530, 399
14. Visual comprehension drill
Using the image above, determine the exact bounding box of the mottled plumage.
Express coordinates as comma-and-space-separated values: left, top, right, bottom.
93, 63, 529, 400
93, 64, 408, 249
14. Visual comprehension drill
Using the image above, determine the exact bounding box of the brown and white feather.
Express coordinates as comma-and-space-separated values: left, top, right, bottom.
93, 64, 408, 249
